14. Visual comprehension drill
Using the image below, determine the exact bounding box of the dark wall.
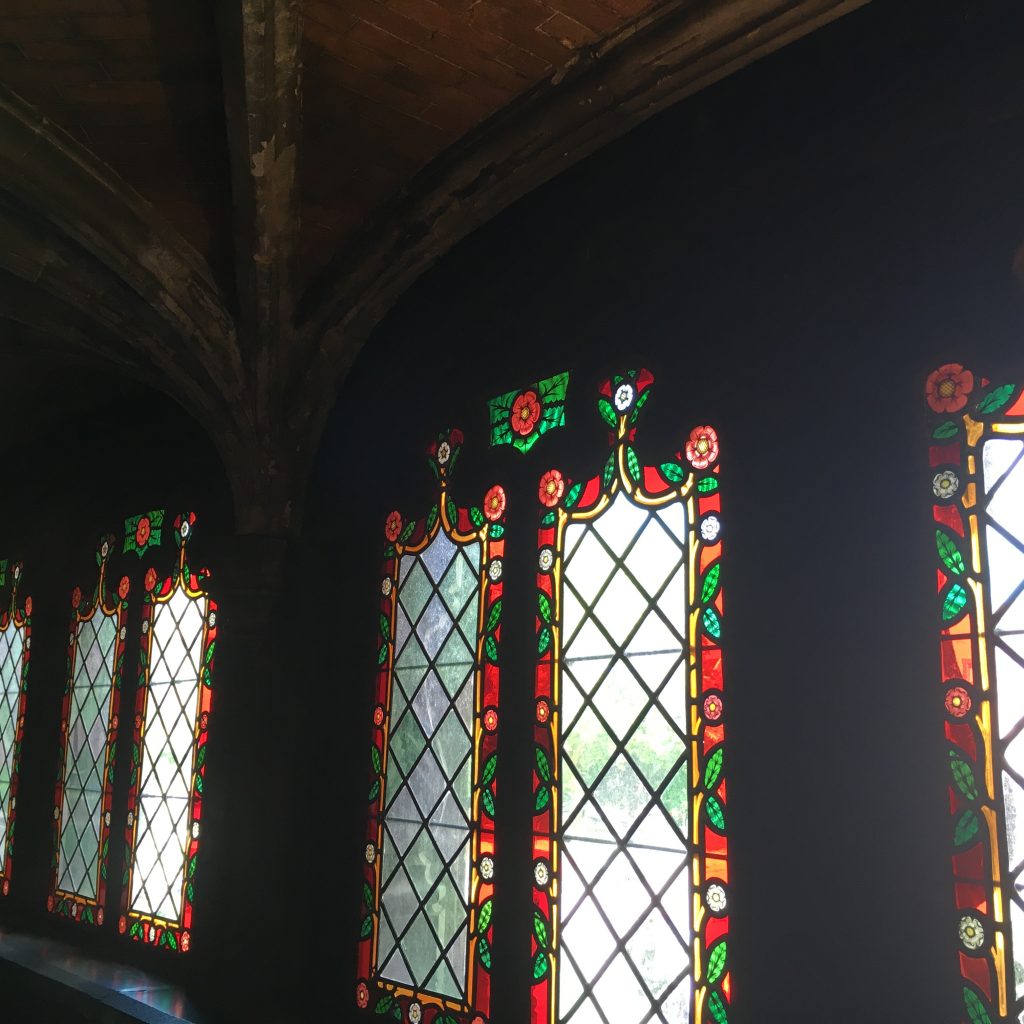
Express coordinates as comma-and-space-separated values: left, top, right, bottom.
307, 2, 1024, 1022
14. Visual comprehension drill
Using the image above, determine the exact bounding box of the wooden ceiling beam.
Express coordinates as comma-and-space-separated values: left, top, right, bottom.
216, 0, 303, 426
293, 0, 868, 436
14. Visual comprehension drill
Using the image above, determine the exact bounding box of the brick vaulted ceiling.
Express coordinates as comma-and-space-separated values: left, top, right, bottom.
0, 0, 866, 531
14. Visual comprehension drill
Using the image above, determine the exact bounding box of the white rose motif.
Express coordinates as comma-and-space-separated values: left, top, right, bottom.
181, 519, 190, 539
119, 626, 126, 641
614, 383, 635, 412
705, 883, 727, 914
959, 914, 984, 950
191, 821, 200, 839
409, 1002, 422, 1024
381, 577, 393, 597
437, 441, 451, 466
101, 541, 109, 559
534, 860, 550, 888
700, 515, 721, 543
104, 811, 111, 827
933, 470, 959, 499
365, 843, 377, 865
480, 855, 494, 881
25, 638, 31, 650
488, 560, 503, 582
208, 612, 217, 628
53, 806, 59, 820
127, 811, 134, 827
539, 548, 554, 572
142, 621, 149, 635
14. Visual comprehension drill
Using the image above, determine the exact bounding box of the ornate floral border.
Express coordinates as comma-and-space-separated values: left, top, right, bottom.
119, 512, 216, 953
924, 364, 1024, 1023
530, 369, 732, 1024
0, 561, 31, 897
47, 535, 129, 925
357, 429, 505, 1024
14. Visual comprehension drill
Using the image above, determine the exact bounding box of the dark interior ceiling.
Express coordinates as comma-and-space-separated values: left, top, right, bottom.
0, 0, 867, 530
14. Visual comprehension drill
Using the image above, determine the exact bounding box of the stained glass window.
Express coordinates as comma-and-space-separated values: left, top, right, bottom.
358, 429, 504, 1021
489, 371, 569, 454
0, 560, 31, 898
925, 365, 1024, 1022
533, 371, 731, 1024
48, 536, 128, 924
120, 512, 216, 952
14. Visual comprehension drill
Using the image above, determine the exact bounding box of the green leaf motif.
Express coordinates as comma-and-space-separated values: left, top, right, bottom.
533, 910, 549, 950
598, 397, 617, 427
534, 785, 551, 812
706, 941, 727, 985
707, 992, 729, 1024
368, 779, 380, 802
374, 994, 393, 1015
482, 753, 498, 786
533, 950, 550, 981
949, 750, 979, 800
942, 583, 968, 622
661, 462, 686, 483
536, 746, 551, 783
703, 606, 722, 640
963, 987, 992, 1024
362, 882, 374, 909
603, 453, 616, 488
933, 420, 959, 439
626, 446, 641, 483
426, 504, 439, 531
377, 644, 388, 666
977, 383, 1016, 414
564, 481, 583, 510
538, 591, 553, 624
701, 564, 721, 603
446, 497, 457, 527
485, 635, 499, 663
478, 898, 493, 934
482, 788, 495, 818
478, 935, 492, 970
360, 914, 373, 938
470, 506, 485, 527
936, 531, 965, 575
538, 626, 551, 655
698, 476, 719, 493
399, 520, 416, 543
490, 523, 505, 539
704, 747, 723, 789
954, 808, 981, 847
379, 613, 390, 642
486, 599, 502, 634
540, 510, 556, 527
371, 745, 382, 773
705, 794, 726, 831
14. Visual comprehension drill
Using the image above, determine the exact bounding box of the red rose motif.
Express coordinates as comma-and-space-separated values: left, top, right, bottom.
144, 567, 158, 592
539, 469, 565, 508
385, 511, 403, 542
373, 705, 385, 726
46, 894, 54, 912
703, 694, 723, 721
926, 364, 974, 413
180, 931, 190, 952
111, 715, 119, 731
71, 586, 82, 610
1, 880, 7, 896
484, 485, 506, 522
118, 576, 130, 600
97, 908, 104, 926
685, 425, 719, 470
946, 685, 972, 718
200, 711, 210, 731
23, 596, 31, 616
135, 516, 151, 548
118, 915, 127, 934
484, 708, 498, 732
536, 700, 550, 724
511, 390, 542, 436
356, 982, 370, 1009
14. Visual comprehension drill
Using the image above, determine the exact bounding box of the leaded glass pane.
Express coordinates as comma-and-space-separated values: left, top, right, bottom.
378, 533, 481, 999
559, 492, 689, 1023
0, 620, 25, 871
129, 587, 207, 922
56, 612, 118, 899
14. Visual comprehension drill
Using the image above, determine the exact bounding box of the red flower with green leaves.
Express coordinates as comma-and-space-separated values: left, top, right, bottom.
926, 364, 974, 413
71, 586, 82, 609
135, 516, 151, 548
144, 567, 158, 593
539, 469, 564, 508
385, 511, 403, 542
512, 390, 541, 436
118, 576, 130, 601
